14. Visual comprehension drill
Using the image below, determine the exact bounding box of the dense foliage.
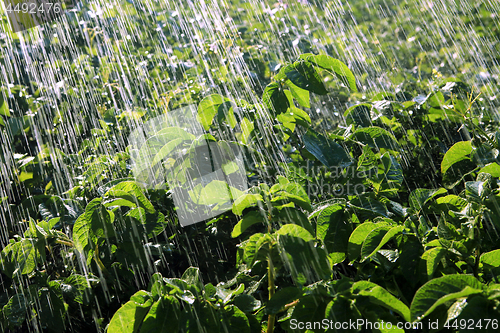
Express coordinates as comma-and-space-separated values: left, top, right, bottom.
1, 0, 500, 332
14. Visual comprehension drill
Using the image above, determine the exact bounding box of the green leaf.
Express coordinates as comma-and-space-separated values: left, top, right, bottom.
181, 267, 203, 293
347, 222, 389, 262
288, 107, 311, 127
232, 294, 261, 313
315, 204, 352, 264
352, 281, 411, 322
221, 305, 251, 333
441, 141, 473, 174
306, 54, 358, 92
480, 249, 500, 268
197, 94, 226, 131
63, 274, 92, 305
270, 181, 313, 212
409, 188, 447, 212
360, 225, 405, 262
479, 163, 500, 177
3, 294, 27, 327
303, 129, 352, 168
241, 117, 254, 144
217, 101, 237, 129
190, 180, 242, 206
288, 81, 310, 108
151, 138, 185, 167
278, 225, 331, 284
105, 181, 155, 214
232, 193, 263, 215
276, 224, 314, 242
421, 247, 447, 279
139, 296, 180, 333
232, 211, 265, 237
351, 126, 400, 151
284, 61, 328, 95
410, 275, 484, 321
349, 193, 389, 220
465, 181, 489, 202
344, 103, 372, 127
108, 291, 154, 333
242, 233, 273, 267
274, 207, 315, 235
0, 93, 10, 117
262, 82, 289, 116
266, 287, 303, 314
434, 195, 468, 212
290, 295, 329, 332
72, 198, 106, 256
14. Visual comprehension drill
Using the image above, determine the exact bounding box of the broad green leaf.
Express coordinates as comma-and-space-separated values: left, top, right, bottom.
190, 180, 242, 206
465, 180, 489, 202
288, 81, 310, 108
479, 163, 500, 177
303, 129, 352, 168
63, 274, 92, 304
1, 239, 37, 277
108, 291, 154, 333
306, 54, 358, 92
441, 141, 473, 174
181, 267, 203, 293
409, 188, 447, 212
262, 82, 289, 116
278, 226, 331, 284
105, 181, 155, 214
315, 204, 351, 264
232, 294, 261, 313
276, 224, 314, 242
274, 207, 314, 235
344, 103, 372, 127
352, 281, 411, 322
139, 296, 180, 333
0, 93, 10, 117
347, 222, 389, 262
72, 198, 102, 254
290, 295, 329, 331
221, 305, 251, 333
360, 225, 405, 262
240, 117, 254, 144
351, 126, 399, 151
242, 233, 273, 267
232, 211, 265, 238
288, 107, 311, 127
265, 287, 303, 314
434, 195, 468, 212
151, 138, 184, 167
410, 275, 484, 321
284, 61, 328, 95
217, 101, 237, 129
3, 294, 27, 327
232, 193, 263, 215
480, 249, 500, 268
421, 247, 447, 279
349, 194, 389, 220
197, 94, 226, 131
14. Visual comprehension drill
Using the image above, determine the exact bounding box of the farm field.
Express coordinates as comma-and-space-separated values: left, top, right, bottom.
1, 0, 500, 332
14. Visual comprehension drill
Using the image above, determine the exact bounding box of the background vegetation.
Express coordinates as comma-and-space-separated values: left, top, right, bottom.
1, 0, 500, 332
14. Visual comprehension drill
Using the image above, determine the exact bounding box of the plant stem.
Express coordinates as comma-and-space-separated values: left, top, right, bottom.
267, 252, 276, 333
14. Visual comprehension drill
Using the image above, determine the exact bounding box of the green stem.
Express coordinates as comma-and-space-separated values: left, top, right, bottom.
267, 251, 276, 333
94, 246, 110, 277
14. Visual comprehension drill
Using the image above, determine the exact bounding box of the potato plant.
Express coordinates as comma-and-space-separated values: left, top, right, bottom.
1, 0, 500, 332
